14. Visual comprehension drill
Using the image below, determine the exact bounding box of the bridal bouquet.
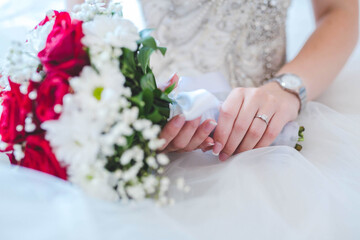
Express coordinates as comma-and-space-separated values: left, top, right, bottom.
0, 1, 178, 203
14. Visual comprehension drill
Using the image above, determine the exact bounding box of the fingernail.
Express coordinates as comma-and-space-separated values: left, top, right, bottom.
205, 121, 217, 132
206, 142, 215, 147
174, 114, 185, 127
219, 153, 229, 162
212, 142, 223, 156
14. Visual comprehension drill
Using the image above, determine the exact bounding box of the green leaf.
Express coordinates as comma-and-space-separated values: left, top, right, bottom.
138, 36, 157, 49
164, 83, 176, 95
158, 47, 167, 56
160, 92, 173, 103
140, 73, 156, 90
130, 93, 145, 109
147, 109, 163, 124
93, 87, 104, 101
138, 47, 154, 74
142, 88, 154, 114
139, 28, 154, 39
158, 106, 170, 118
120, 48, 137, 79
153, 88, 162, 98
126, 134, 135, 148
123, 48, 136, 67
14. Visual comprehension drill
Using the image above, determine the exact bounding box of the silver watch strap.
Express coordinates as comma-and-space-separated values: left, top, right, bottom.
268, 74, 307, 114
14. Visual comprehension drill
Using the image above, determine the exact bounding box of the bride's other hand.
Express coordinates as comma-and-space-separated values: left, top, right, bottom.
158, 117, 217, 153
157, 73, 217, 153
213, 82, 300, 161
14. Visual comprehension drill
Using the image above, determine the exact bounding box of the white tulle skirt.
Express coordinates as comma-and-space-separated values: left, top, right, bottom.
1, 0, 360, 239
1, 101, 360, 240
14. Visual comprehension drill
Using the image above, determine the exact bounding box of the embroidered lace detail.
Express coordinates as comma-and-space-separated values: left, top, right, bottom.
140, 0, 291, 87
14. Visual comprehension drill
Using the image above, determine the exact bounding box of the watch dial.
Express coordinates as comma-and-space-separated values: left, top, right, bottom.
281, 75, 301, 89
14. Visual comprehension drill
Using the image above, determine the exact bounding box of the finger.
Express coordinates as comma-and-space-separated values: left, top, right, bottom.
212, 88, 244, 156
235, 110, 275, 154
201, 146, 214, 153
158, 114, 186, 151
184, 119, 217, 151
218, 98, 259, 161
159, 73, 179, 91
166, 117, 201, 152
255, 113, 289, 148
199, 137, 215, 149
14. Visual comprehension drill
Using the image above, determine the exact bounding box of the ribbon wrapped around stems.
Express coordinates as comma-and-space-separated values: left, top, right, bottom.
168, 72, 300, 148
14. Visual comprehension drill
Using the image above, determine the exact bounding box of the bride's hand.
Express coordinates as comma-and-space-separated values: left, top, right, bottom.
158, 116, 217, 153
213, 82, 300, 161
157, 74, 217, 153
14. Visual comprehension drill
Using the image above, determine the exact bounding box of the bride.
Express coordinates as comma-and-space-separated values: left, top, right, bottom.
1, 0, 360, 239
135, 0, 360, 238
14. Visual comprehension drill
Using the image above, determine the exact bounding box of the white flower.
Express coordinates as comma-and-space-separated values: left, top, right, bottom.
143, 175, 158, 195
122, 161, 144, 182
146, 156, 158, 169
142, 125, 161, 140
148, 138, 166, 150
42, 95, 104, 166
82, 15, 139, 51
157, 153, 170, 166
120, 146, 144, 165
120, 150, 133, 165
133, 119, 152, 132
0, 141, 8, 151
24, 116, 36, 133
121, 107, 139, 125
0, 12, 55, 87
71, 0, 121, 22
68, 161, 119, 201
1, 42, 40, 86
70, 66, 127, 98
13, 144, 24, 161
126, 184, 146, 201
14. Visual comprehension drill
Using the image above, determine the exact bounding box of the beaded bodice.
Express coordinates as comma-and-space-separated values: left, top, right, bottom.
140, 0, 291, 88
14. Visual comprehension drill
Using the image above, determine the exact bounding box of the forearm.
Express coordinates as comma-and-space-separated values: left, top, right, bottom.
278, 4, 359, 100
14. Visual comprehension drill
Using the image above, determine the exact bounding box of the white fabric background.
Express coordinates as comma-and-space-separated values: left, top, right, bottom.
0, 1, 360, 240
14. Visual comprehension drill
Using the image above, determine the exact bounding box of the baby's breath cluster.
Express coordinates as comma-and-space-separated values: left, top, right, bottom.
71, 0, 123, 22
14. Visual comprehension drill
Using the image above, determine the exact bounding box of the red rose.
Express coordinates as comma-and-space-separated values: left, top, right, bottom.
9, 134, 67, 180
38, 12, 90, 77
34, 71, 70, 122
0, 80, 32, 144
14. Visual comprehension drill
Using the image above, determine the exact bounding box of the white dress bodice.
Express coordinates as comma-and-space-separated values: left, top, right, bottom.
140, 0, 291, 87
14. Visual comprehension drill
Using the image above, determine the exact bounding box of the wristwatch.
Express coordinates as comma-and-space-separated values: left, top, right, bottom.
268, 73, 307, 113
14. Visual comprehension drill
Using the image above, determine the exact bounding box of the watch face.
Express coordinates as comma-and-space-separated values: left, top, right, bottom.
280, 74, 302, 89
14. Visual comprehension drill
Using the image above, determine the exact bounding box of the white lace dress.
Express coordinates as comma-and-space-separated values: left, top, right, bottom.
1, 1, 360, 240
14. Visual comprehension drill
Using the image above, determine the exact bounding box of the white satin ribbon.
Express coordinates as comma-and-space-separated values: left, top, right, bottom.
169, 89, 221, 122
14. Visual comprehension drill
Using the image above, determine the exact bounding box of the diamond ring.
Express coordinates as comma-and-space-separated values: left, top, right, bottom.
255, 114, 269, 126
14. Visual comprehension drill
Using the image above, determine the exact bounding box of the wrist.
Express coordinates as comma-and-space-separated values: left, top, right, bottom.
266, 73, 307, 114
261, 82, 301, 114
